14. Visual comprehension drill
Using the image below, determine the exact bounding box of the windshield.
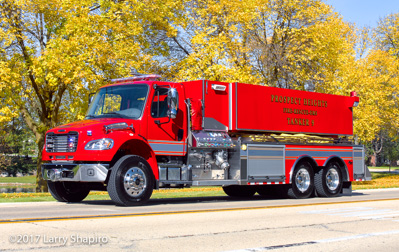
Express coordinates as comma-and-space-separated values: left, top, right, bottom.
86, 84, 149, 119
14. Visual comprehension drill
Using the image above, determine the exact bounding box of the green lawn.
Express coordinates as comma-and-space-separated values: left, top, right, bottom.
0, 188, 225, 203
0, 175, 36, 184
368, 166, 399, 170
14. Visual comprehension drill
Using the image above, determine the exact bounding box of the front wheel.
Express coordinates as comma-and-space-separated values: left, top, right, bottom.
107, 155, 154, 206
48, 181, 90, 202
287, 161, 314, 199
315, 162, 343, 197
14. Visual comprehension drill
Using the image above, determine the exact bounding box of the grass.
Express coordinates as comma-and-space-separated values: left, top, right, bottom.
0, 173, 398, 203
0, 175, 36, 184
0, 187, 225, 203
369, 166, 399, 170
352, 173, 399, 190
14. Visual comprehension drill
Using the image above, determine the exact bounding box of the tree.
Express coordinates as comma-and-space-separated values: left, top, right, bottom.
162, 0, 356, 91
356, 13, 399, 164
0, 0, 181, 191
163, 0, 397, 144
383, 136, 399, 167
0, 117, 37, 176
375, 13, 399, 57
353, 49, 399, 143
248, 0, 357, 90
158, 0, 262, 83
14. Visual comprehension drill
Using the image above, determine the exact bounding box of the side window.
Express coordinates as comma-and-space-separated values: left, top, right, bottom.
151, 88, 169, 118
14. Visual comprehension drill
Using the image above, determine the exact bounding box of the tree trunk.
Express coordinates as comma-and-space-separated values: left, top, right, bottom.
35, 138, 48, 192
369, 153, 377, 167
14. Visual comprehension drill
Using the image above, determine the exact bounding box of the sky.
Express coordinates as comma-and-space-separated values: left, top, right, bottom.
326, 0, 399, 27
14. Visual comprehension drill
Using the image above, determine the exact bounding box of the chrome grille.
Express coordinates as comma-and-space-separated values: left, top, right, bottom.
46, 132, 78, 153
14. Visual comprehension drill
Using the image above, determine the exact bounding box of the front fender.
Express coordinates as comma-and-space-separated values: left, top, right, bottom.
114, 139, 159, 180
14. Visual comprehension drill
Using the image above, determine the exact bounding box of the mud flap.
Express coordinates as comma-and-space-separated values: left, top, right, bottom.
341, 182, 352, 196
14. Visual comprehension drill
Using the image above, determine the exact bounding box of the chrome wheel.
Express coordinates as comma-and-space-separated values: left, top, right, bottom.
295, 168, 311, 193
287, 161, 314, 199
315, 161, 343, 197
326, 168, 340, 191
124, 166, 147, 197
108, 155, 154, 206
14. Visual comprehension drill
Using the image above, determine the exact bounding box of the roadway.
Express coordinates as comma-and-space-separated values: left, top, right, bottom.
1, 188, 399, 251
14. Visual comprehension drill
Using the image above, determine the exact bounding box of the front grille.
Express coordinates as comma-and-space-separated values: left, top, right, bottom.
46, 132, 79, 153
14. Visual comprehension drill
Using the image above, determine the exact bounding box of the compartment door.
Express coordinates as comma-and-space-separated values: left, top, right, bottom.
247, 145, 285, 181
353, 147, 365, 179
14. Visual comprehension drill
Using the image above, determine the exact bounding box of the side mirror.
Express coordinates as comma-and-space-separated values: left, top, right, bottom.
167, 88, 178, 119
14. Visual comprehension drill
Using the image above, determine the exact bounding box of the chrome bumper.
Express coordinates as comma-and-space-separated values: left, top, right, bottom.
42, 163, 109, 182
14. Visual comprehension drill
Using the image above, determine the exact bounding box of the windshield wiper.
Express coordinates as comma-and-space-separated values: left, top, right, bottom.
102, 112, 127, 118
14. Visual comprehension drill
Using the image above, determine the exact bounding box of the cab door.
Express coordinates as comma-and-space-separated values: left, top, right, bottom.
147, 86, 186, 156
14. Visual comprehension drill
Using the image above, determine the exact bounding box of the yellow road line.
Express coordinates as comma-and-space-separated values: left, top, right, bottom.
2, 197, 399, 224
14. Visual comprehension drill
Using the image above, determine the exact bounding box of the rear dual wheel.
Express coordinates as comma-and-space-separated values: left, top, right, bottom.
315, 161, 343, 197
287, 161, 314, 199
287, 160, 343, 199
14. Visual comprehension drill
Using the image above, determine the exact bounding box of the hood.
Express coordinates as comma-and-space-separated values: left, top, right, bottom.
47, 118, 137, 134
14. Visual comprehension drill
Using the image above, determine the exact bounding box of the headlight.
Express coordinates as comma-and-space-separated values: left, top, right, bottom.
84, 138, 114, 150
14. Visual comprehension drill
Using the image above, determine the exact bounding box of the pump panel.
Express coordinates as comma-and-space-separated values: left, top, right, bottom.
192, 131, 234, 148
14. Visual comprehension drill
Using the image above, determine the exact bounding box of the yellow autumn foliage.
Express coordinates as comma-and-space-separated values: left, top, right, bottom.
0, 0, 398, 192
165, 0, 398, 142
0, 0, 182, 190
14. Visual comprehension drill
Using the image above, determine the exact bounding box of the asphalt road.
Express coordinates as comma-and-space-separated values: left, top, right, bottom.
1, 188, 399, 251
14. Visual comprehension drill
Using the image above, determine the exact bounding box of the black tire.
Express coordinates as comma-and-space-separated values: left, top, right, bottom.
287, 161, 314, 199
315, 162, 343, 197
107, 155, 154, 206
48, 181, 90, 202
222, 185, 256, 197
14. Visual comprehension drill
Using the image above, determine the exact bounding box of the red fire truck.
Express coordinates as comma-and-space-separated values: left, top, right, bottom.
41, 75, 370, 206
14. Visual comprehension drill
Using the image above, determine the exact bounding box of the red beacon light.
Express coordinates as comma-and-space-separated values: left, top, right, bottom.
111, 74, 161, 83
350, 91, 359, 107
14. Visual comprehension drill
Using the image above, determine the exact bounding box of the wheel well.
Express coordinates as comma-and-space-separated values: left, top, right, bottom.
106, 139, 158, 184
298, 157, 318, 170
289, 156, 317, 183
324, 157, 349, 181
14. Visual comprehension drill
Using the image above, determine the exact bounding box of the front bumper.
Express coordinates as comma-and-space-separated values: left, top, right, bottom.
42, 163, 110, 182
